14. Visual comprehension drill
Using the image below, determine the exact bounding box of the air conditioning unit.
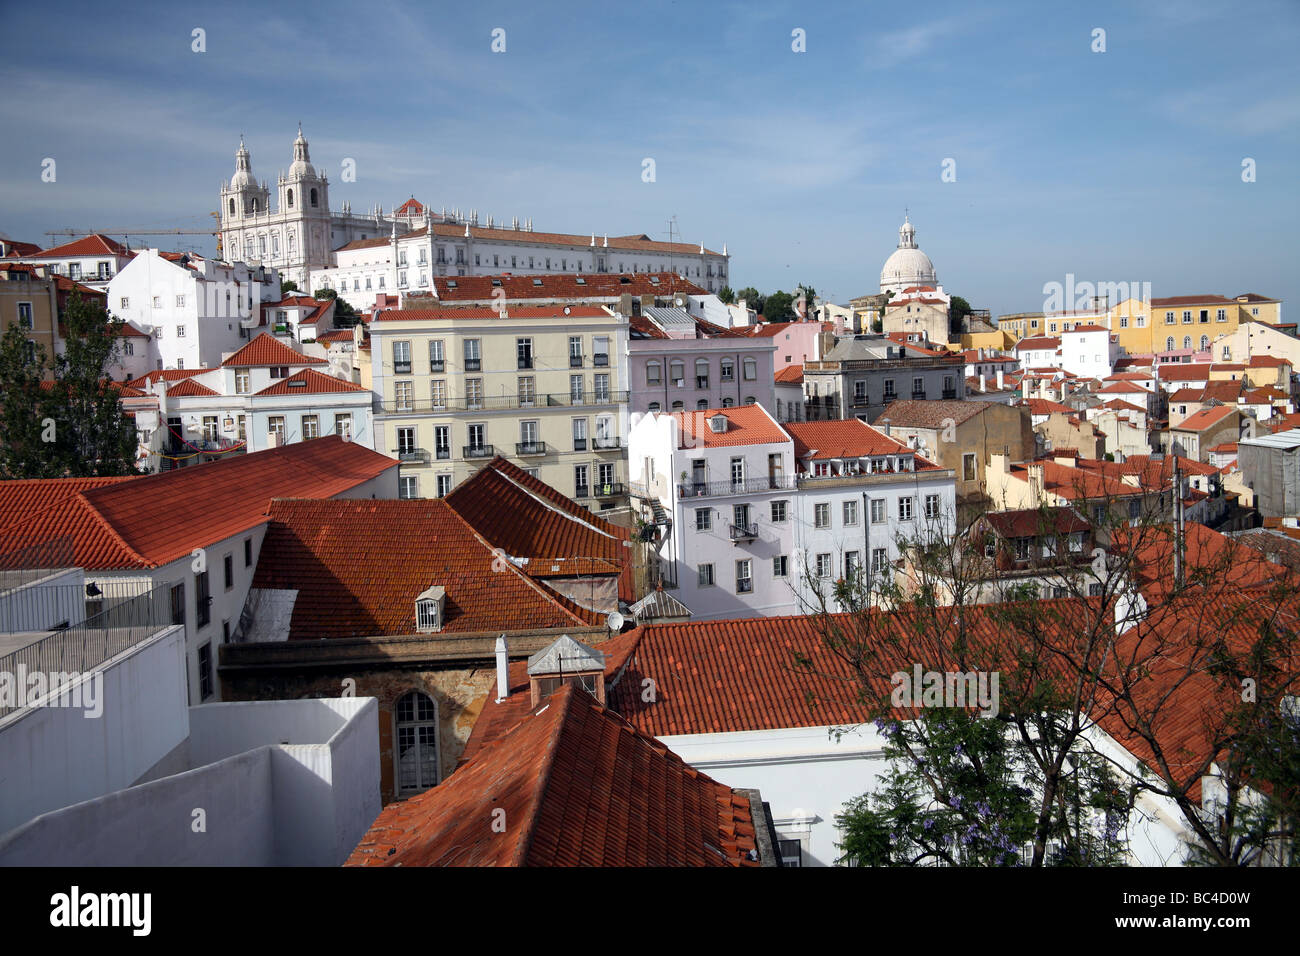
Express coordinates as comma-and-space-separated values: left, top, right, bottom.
673, 379, 684, 387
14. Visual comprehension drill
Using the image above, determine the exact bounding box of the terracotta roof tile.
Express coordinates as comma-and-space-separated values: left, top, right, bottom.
221, 332, 326, 367
876, 399, 1000, 429
785, 419, 914, 461
1175, 404, 1236, 432
774, 363, 804, 384
253, 368, 366, 396
373, 305, 611, 322
432, 272, 705, 302
669, 405, 787, 449
22, 234, 129, 258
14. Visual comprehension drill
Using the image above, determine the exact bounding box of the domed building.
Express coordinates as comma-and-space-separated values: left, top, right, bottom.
879, 214, 938, 296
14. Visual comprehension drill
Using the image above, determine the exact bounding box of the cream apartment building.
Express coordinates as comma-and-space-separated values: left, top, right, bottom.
369, 304, 629, 503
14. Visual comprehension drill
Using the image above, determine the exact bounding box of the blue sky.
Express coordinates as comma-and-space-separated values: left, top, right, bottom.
1, 0, 1297, 315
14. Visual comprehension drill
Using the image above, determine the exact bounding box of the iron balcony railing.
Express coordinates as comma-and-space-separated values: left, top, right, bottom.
677, 476, 798, 499
593, 435, 622, 450
429, 359, 445, 372
575, 485, 591, 498
397, 448, 430, 464
729, 522, 759, 541
376, 390, 628, 414
464, 358, 481, 371
570, 354, 584, 368
435, 447, 451, 460
394, 360, 412, 374
595, 482, 626, 497
593, 354, 609, 367
516, 441, 548, 456
464, 444, 495, 459
942, 389, 957, 399
912, 390, 927, 400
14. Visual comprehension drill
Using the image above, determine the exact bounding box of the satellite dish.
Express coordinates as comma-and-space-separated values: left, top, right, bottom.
563, 306, 571, 315
606, 611, 624, 631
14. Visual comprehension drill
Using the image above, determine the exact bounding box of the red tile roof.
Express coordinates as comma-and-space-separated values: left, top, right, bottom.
774, 363, 804, 384
251, 498, 602, 638
0, 437, 397, 571
1066, 324, 1109, 333
315, 329, 355, 344
22, 234, 130, 259
221, 332, 326, 367
877, 399, 1000, 429
1159, 365, 1212, 381
1022, 398, 1073, 415
1150, 295, 1237, 307
445, 457, 637, 603
125, 368, 204, 388
1015, 336, 1061, 351
1100, 399, 1146, 414
253, 368, 366, 396
670, 405, 787, 448
1095, 382, 1148, 396
345, 684, 760, 867
431, 272, 705, 302
0, 477, 137, 550
374, 304, 611, 322
1247, 355, 1290, 368
785, 419, 914, 461
979, 507, 1090, 540
1175, 404, 1237, 432
393, 198, 425, 217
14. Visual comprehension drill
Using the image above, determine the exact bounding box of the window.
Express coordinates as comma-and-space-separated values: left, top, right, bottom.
169, 582, 185, 626
843, 500, 859, 526
223, 554, 234, 590
434, 426, 450, 459
695, 358, 709, 389
570, 375, 585, 403
735, 559, 753, 593
429, 339, 445, 371
1165, 311, 1174, 324
518, 376, 536, 406
569, 336, 583, 367
235, 370, 250, 394
845, 551, 861, 579
646, 361, 662, 385
302, 415, 319, 439
198, 643, 213, 700
594, 373, 610, 403
335, 413, 352, 440
1165, 337, 1175, 352
393, 340, 412, 373
854, 380, 867, 403
516, 337, 533, 369
1119, 316, 1128, 328
720, 357, 735, 382
244, 538, 253, 567
1128, 499, 1141, 520
176, 325, 186, 338
574, 464, 589, 498
195, 571, 211, 628
397, 426, 417, 458
698, 563, 715, 587
925, 494, 940, 519
742, 357, 757, 381
430, 379, 447, 410
394, 381, 413, 412
119, 297, 129, 309
395, 691, 439, 793
466, 378, 483, 410
871, 548, 888, 574
1183, 336, 1192, 350
399, 475, 419, 499
593, 336, 609, 367
1183, 311, 1192, 323
463, 338, 481, 371
436, 474, 452, 498
815, 553, 833, 578
773, 555, 788, 578
17, 302, 32, 329
669, 360, 685, 385
814, 503, 831, 528
962, 453, 976, 482
270, 365, 288, 379
202, 415, 219, 442
870, 498, 886, 524
899, 496, 913, 521
770, 500, 787, 523
572, 417, 588, 451
883, 379, 896, 398
695, 508, 712, 532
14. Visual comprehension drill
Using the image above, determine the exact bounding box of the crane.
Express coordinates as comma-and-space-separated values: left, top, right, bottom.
45, 212, 224, 253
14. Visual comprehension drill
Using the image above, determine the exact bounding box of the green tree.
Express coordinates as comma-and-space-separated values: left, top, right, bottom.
763, 290, 794, 322
735, 286, 764, 317
0, 326, 58, 478
280, 279, 299, 296
314, 288, 361, 328
949, 295, 972, 338
718, 286, 735, 305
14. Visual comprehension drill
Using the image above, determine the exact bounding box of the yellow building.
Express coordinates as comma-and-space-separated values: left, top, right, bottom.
368, 304, 628, 505
1105, 294, 1287, 357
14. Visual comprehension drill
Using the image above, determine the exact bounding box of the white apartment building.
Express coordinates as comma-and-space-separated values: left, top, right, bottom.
3, 233, 135, 289
628, 407, 956, 620
1060, 324, 1119, 380
108, 249, 281, 371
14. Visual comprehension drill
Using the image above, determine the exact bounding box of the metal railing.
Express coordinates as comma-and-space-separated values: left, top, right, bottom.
375, 390, 628, 414
516, 441, 548, 456
464, 444, 495, 459
677, 476, 798, 499
397, 448, 430, 464
0, 583, 174, 719
729, 522, 759, 541
593, 436, 622, 450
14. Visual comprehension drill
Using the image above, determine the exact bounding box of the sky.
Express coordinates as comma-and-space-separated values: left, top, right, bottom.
1, 0, 1297, 316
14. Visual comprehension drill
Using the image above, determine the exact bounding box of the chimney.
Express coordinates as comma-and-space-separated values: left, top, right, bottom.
996, 368, 1005, 390
1026, 463, 1044, 504
979, 373, 987, 393
495, 635, 509, 702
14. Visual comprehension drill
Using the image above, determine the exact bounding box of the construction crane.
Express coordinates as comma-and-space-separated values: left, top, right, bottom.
45, 212, 224, 253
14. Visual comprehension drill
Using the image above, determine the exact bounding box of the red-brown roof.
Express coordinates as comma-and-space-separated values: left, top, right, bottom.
1159, 365, 1212, 381
785, 419, 914, 461
431, 272, 705, 302
1016, 336, 1061, 351
1150, 295, 1237, 307
221, 332, 326, 367
0, 477, 137, 551
774, 363, 804, 384
393, 198, 425, 217
250, 497, 601, 637
1175, 404, 1237, 433
0, 437, 397, 571
21, 234, 130, 259
164, 378, 219, 398
373, 304, 611, 322
1022, 398, 1073, 415
877, 399, 1000, 429
345, 684, 760, 867
670, 405, 787, 448
125, 368, 204, 388
445, 457, 637, 603
253, 368, 366, 396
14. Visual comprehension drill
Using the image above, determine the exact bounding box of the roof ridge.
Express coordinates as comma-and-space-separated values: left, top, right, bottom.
509, 687, 576, 866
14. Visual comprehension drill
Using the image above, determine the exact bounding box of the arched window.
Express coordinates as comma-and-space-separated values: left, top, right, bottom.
250, 198, 259, 214
648, 401, 661, 412
721, 397, 734, 407
286, 188, 294, 208
394, 691, 439, 794
742, 357, 757, 380
228, 198, 235, 216
1165, 337, 1175, 352
697, 399, 708, 410
744, 396, 756, 405
1199, 335, 1208, 350
1183, 335, 1192, 350
310, 188, 318, 207
671, 400, 684, 411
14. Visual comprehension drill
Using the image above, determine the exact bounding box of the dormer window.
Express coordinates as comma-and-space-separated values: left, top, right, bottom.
526, 635, 606, 708
415, 585, 445, 632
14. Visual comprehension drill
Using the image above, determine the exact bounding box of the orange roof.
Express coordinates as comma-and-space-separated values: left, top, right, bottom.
222, 332, 326, 367
0, 437, 397, 571
1175, 404, 1237, 432
393, 197, 425, 217
0, 477, 137, 549
431, 272, 705, 302
445, 457, 636, 603
1248, 355, 1290, 368
23, 234, 130, 259
1159, 365, 1212, 381
345, 684, 760, 867
1151, 295, 1237, 307
1066, 324, 1109, 332
1242, 386, 1289, 403
1022, 398, 1073, 415
1096, 382, 1148, 396
315, 329, 355, 344
785, 419, 915, 461
774, 363, 804, 384
1016, 336, 1061, 350
164, 378, 219, 398
253, 368, 367, 396
374, 304, 610, 322
126, 368, 204, 388
670, 405, 787, 448
1100, 399, 1146, 414
251, 498, 601, 638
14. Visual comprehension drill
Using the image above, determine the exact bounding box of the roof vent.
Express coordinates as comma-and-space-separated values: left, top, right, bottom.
415, 585, 445, 633
491, 278, 502, 286
532, 278, 543, 286
575, 276, 586, 285
708, 413, 729, 433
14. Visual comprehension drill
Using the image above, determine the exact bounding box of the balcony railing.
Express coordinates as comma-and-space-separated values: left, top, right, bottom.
593, 435, 622, 450
435, 447, 451, 460
464, 444, 495, 459
593, 353, 609, 367
575, 485, 591, 498
570, 354, 584, 368
729, 522, 759, 542
518, 357, 534, 370
464, 358, 481, 371
911, 390, 927, 400
677, 476, 798, 499
941, 389, 957, 399
397, 448, 430, 464
516, 441, 548, 456
596, 482, 626, 497
375, 390, 628, 415
394, 360, 412, 374
573, 438, 587, 451
430, 359, 445, 372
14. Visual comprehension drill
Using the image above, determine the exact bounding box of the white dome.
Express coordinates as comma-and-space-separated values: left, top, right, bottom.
879, 214, 937, 293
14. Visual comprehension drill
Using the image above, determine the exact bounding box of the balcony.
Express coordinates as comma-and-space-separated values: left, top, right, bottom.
518, 357, 534, 370
575, 484, 591, 498
464, 358, 481, 371
911, 390, 927, 400
394, 360, 412, 374
573, 438, 587, 451
570, 354, 584, 368
851, 395, 870, 408
677, 476, 797, 499
374, 390, 628, 415
463, 444, 495, 459
435, 446, 451, 460
593, 435, 622, 450
593, 354, 609, 367
729, 522, 759, 542
430, 359, 445, 372
397, 448, 430, 464
516, 441, 548, 456
595, 482, 626, 497
941, 388, 957, 399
